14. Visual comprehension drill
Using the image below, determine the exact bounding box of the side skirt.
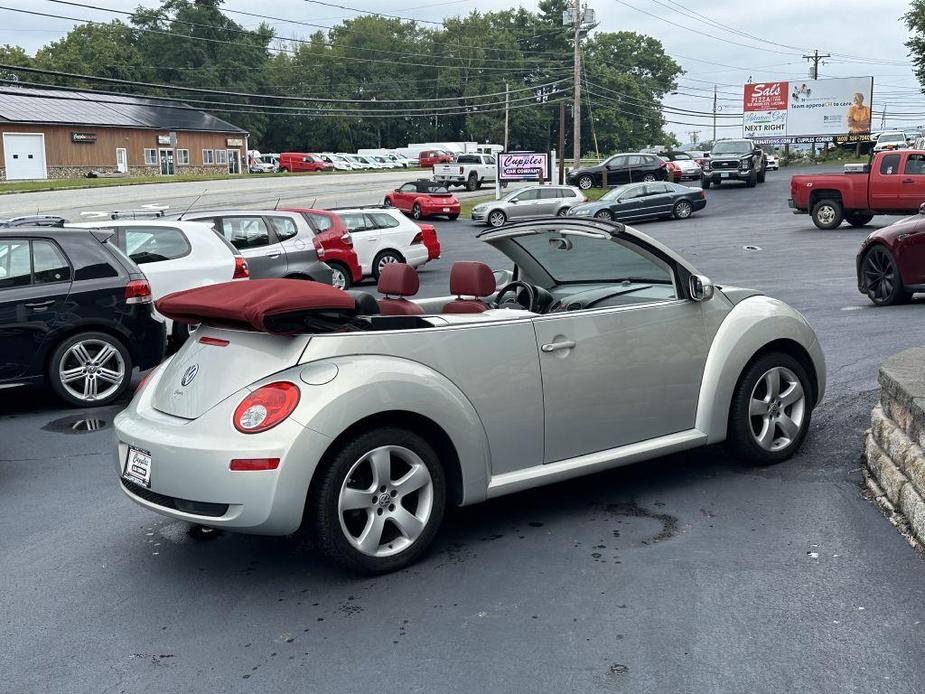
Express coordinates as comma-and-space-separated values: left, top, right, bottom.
485, 429, 707, 499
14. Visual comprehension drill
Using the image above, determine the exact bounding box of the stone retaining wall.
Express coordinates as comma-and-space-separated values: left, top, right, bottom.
864, 347, 925, 549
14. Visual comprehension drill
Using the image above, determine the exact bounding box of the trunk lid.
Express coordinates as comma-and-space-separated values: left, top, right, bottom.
151, 327, 311, 419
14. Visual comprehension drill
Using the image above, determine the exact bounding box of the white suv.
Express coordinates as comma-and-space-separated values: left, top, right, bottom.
330, 207, 430, 279
73, 220, 247, 343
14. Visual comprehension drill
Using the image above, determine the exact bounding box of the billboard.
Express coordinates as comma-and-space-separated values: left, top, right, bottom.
743, 77, 874, 145
497, 152, 551, 182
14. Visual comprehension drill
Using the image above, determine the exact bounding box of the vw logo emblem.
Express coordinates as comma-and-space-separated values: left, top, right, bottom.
181, 364, 200, 386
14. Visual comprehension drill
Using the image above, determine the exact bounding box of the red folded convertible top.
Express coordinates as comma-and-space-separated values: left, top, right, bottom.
156, 279, 358, 334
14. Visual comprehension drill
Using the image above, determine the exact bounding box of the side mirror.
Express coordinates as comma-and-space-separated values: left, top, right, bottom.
689, 274, 715, 302
919, 202, 925, 215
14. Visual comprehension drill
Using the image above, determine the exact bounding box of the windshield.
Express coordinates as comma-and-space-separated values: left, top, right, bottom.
509, 230, 674, 286
712, 141, 753, 156
601, 186, 630, 201
880, 133, 905, 143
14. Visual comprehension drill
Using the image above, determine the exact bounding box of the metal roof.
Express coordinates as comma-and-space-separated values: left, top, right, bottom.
0, 86, 247, 133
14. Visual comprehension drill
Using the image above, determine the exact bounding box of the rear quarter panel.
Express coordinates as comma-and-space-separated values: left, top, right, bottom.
790, 173, 868, 210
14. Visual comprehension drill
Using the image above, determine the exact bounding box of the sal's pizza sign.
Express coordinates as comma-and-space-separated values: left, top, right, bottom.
744, 82, 788, 112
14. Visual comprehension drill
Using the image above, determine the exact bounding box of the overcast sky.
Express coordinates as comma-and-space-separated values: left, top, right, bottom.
0, 0, 918, 144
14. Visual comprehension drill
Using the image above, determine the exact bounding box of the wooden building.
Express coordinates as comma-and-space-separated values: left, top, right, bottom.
0, 86, 248, 181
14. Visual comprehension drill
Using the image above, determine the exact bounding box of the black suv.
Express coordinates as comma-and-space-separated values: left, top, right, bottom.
566, 153, 668, 190
0, 227, 165, 407
702, 139, 767, 188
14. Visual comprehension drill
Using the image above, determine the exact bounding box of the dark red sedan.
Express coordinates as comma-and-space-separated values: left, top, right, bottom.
384, 180, 461, 220
282, 208, 363, 290
856, 210, 925, 305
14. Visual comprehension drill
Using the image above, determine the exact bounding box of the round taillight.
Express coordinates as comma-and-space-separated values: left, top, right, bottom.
233, 382, 300, 434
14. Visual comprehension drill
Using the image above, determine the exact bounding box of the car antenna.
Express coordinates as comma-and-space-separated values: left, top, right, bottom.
274, 197, 280, 210
181, 192, 205, 217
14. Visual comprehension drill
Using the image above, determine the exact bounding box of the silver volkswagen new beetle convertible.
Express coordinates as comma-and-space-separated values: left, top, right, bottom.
114, 218, 825, 574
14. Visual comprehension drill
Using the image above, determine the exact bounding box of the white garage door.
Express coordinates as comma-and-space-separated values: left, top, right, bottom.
3, 133, 47, 180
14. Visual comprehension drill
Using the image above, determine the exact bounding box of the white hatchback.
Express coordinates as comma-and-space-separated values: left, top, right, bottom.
73, 220, 248, 342
331, 207, 431, 279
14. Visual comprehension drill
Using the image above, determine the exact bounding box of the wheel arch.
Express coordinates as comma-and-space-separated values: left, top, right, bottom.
809, 188, 844, 208
695, 297, 825, 444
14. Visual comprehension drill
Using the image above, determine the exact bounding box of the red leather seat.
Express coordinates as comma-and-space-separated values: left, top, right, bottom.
377, 263, 425, 315
442, 261, 496, 314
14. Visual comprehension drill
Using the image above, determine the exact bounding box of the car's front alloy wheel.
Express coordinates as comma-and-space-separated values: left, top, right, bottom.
487, 210, 507, 227
577, 175, 593, 190
727, 353, 812, 465
373, 251, 404, 280
49, 332, 132, 407
312, 428, 446, 574
594, 209, 614, 221
861, 245, 911, 306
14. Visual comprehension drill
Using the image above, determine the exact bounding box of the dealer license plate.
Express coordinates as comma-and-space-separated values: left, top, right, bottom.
123, 446, 152, 488
720, 172, 730, 178
442, 207, 450, 212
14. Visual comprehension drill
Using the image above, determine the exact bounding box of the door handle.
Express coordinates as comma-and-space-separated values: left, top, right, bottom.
902, 178, 915, 184
25, 300, 55, 309
541, 340, 576, 353
264, 250, 282, 258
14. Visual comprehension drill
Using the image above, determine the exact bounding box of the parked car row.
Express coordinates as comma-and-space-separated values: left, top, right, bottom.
249, 149, 441, 173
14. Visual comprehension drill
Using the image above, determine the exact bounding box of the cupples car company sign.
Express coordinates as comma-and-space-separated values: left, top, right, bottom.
498, 152, 550, 181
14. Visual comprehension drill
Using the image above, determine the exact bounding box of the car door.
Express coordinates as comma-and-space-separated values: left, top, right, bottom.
509, 188, 541, 218
216, 215, 287, 278
396, 183, 418, 212
266, 214, 317, 272
534, 188, 562, 216
611, 184, 647, 220
528, 236, 708, 462
0, 238, 72, 380
871, 153, 903, 209
643, 182, 675, 217
339, 212, 381, 274
604, 155, 629, 185
899, 153, 925, 211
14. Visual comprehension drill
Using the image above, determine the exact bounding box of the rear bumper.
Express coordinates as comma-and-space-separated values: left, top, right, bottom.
421, 202, 461, 216
788, 199, 808, 214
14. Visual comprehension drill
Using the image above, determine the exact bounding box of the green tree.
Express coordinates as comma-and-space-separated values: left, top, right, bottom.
906, 1, 925, 90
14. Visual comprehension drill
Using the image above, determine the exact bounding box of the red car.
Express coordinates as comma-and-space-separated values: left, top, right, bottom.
384, 180, 461, 220
418, 150, 454, 168
282, 208, 363, 290
856, 211, 925, 305
279, 153, 334, 173
790, 150, 925, 229
664, 161, 683, 183
414, 222, 441, 260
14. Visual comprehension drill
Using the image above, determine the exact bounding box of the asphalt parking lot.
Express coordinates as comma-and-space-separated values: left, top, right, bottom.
3, 168, 925, 693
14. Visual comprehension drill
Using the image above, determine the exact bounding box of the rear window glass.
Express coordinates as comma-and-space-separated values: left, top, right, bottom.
366, 212, 401, 229
268, 216, 299, 241
123, 226, 190, 264
32, 240, 71, 283
338, 213, 369, 232
303, 212, 333, 232
0, 239, 32, 288
220, 217, 271, 249
880, 154, 900, 175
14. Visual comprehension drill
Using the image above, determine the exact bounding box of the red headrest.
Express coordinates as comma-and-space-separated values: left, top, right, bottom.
156, 279, 356, 334
378, 263, 419, 297
449, 261, 496, 298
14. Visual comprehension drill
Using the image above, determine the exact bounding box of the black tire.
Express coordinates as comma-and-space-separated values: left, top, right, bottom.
372, 250, 405, 280
727, 352, 813, 466
487, 209, 507, 227
811, 199, 844, 230
757, 165, 766, 183
311, 427, 447, 574
279, 167, 288, 173
860, 245, 912, 306
745, 170, 757, 188
577, 175, 594, 190
447, 214, 459, 221
48, 331, 133, 408
327, 261, 352, 290
465, 173, 479, 192
846, 212, 874, 228
411, 203, 423, 220
701, 177, 712, 189
170, 321, 197, 350
383, 197, 393, 207
672, 199, 694, 220
594, 209, 614, 221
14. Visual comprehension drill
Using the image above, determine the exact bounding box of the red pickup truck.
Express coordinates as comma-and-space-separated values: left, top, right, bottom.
789, 150, 925, 229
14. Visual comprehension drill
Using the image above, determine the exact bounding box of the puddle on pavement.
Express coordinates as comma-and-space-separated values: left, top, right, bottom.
42, 414, 109, 434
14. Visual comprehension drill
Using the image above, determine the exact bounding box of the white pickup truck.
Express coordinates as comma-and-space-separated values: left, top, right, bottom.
433, 153, 498, 190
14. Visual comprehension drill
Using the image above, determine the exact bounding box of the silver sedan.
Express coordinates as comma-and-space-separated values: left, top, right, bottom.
114, 218, 825, 574
471, 185, 587, 226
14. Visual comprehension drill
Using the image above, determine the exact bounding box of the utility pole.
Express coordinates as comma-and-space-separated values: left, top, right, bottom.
559, 101, 566, 185
504, 82, 510, 152
688, 131, 700, 146
880, 105, 887, 130
802, 49, 830, 80
712, 84, 718, 143
572, 2, 582, 167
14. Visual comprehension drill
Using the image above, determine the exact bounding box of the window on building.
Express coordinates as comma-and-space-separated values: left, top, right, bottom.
215, 149, 228, 165
202, 149, 215, 165
176, 149, 190, 165
143, 149, 157, 166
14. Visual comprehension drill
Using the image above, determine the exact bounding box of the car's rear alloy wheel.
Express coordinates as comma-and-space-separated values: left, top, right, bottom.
466, 173, 479, 191
312, 428, 446, 574
862, 245, 911, 306
49, 332, 132, 407
673, 200, 693, 219
727, 353, 812, 465
595, 209, 614, 221
643, 173, 657, 182
373, 250, 404, 280
412, 203, 423, 219
328, 262, 351, 290
577, 175, 594, 190
556, 207, 569, 216
488, 210, 507, 227
811, 199, 843, 230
